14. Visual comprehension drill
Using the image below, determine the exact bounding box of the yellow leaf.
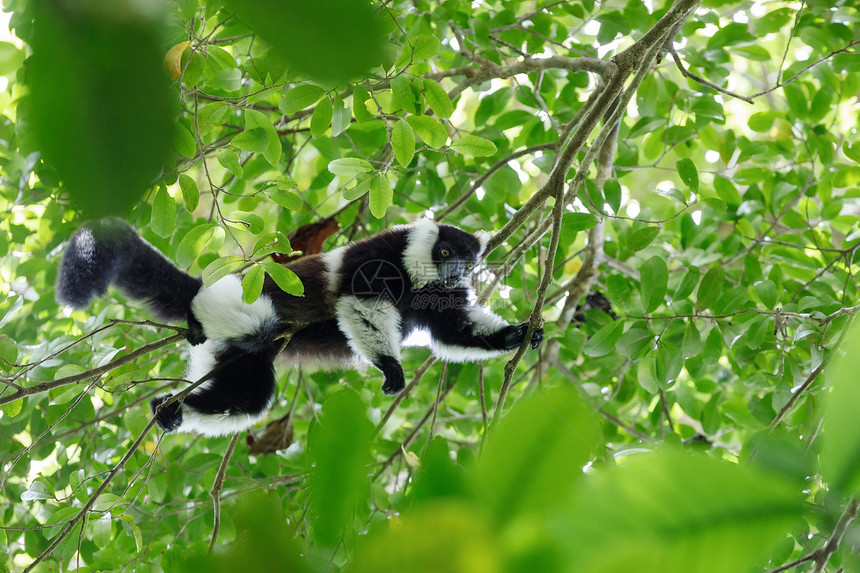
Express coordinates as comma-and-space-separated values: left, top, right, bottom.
164, 41, 192, 80
403, 449, 421, 468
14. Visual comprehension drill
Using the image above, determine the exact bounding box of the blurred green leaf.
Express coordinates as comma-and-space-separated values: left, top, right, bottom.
475, 387, 600, 520
557, 449, 802, 573
27, 0, 174, 216
224, 0, 385, 82
309, 389, 374, 546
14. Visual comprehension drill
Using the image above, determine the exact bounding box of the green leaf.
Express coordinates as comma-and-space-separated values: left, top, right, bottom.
92, 515, 112, 549
218, 149, 243, 179
753, 280, 778, 309
261, 261, 304, 296
331, 95, 350, 137
231, 129, 269, 155
343, 177, 372, 201
222, 0, 385, 82
822, 322, 860, 494
604, 179, 621, 213
411, 33, 441, 61
563, 213, 599, 233
655, 341, 682, 388
244, 108, 282, 165
676, 158, 698, 192
281, 84, 325, 113
808, 88, 832, 123
406, 115, 448, 148
328, 157, 374, 177
450, 134, 497, 157
0, 335, 17, 371
352, 84, 373, 122
309, 389, 374, 546
697, 266, 725, 311
391, 118, 416, 167
640, 256, 668, 313
267, 187, 303, 210
229, 211, 265, 234
369, 174, 393, 218
583, 320, 625, 357
151, 187, 176, 239
423, 79, 453, 119
178, 174, 199, 212
681, 321, 702, 358
21, 479, 55, 502
476, 386, 600, 520
390, 76, 416, 112
201, 256, 245, 287
242, 265, 266, 304
173, 123, 196, 158
617, 328, 654, 360
176, 223, 216, 268
310, 96, 333, 138
628, 227, 660, 251
703, 328, 722, 364
844, 142, 860, 164
673, 266, 700, 300
559, 449, 802, 573
28, 0, 174, 217
748, 111, 778, 133
197, 101, 230, 134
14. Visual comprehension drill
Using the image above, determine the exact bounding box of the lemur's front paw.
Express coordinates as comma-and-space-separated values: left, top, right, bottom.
503, 322, 545, 351
186, 312, 206, 346
530, 328, 544, 350
377, 356, 406, 396
150, 394, 183, 432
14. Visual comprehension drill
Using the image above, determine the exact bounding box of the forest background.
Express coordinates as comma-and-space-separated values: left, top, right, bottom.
2, 0, 860, 571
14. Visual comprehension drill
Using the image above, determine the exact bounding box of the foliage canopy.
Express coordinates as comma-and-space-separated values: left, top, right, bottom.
2, 0, 860, 571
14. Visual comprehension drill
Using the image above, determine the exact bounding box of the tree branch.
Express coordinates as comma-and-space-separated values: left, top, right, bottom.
0, 334, 186, 406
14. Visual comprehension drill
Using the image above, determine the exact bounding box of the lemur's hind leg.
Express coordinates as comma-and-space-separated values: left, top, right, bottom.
150, 339, 280, 437
56, 218, 203, 328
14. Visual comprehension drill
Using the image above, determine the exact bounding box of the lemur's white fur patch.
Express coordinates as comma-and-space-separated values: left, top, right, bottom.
475, 230, 492, 258
429, 341, 507, 362
185, 339, 220, 388
403, 219, 440, 288
191, 275, 278, 341
466, 305, 509, 335
175, 405, 271, 437
321, 247, 346, 293
335, 296, 401, 363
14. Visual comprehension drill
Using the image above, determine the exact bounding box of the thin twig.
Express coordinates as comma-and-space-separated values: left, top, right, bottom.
209, 434, 239, 554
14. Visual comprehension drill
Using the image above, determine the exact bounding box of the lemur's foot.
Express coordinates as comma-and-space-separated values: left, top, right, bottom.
503, 322, 545, 350
377, 356, 406, 395
150, 394, 183, 432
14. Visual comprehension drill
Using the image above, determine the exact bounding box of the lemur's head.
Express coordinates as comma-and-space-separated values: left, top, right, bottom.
432, 224, 489, 287
403, 220, 491, 288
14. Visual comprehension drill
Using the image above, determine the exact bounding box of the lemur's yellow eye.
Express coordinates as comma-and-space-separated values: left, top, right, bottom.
441, 249, 450, 257
466, 262, 474, 270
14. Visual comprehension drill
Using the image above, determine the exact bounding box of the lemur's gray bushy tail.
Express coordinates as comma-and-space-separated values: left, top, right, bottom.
56, 218, 203, 322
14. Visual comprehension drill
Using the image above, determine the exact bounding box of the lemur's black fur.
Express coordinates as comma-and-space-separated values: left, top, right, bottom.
56, 218, 544, 437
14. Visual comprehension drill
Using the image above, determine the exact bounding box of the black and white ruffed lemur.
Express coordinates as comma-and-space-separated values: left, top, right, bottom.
56, 218, 544, 436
